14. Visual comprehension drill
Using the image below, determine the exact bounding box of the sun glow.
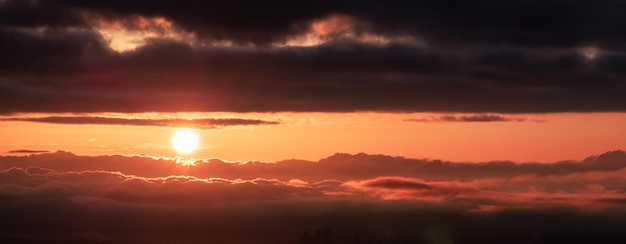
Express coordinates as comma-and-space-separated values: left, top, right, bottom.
172, 129, 199, 153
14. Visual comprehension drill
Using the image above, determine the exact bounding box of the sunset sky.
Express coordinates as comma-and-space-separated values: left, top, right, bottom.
1, 1, 626, 244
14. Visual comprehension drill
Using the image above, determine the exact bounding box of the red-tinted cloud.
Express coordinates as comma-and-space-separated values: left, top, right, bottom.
346, 177, 487, 201
2, 151, 626, 243
3, 150, 626, 181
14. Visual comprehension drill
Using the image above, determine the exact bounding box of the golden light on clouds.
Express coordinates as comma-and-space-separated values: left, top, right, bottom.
83, 13, 421, 50
582, 46, 599, 60
88, 15, 197, 52
278, 14, 420, 47
310, 14, 353, 36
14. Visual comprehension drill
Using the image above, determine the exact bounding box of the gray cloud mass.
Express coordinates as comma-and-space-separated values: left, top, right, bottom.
0, 1, 626, 113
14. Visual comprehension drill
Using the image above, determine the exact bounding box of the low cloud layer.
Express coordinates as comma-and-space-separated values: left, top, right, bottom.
3, 150, 626, 182
1, 116, 278, 129
1, 150, 625, 243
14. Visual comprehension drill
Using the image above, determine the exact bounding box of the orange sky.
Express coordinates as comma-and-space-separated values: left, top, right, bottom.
2, 112, 625, 163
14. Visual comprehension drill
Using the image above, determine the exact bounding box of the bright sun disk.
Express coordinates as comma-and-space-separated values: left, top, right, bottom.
172, 129, 199, 153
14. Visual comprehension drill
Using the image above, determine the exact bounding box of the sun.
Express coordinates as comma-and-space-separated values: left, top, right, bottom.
172, 129, 199, 153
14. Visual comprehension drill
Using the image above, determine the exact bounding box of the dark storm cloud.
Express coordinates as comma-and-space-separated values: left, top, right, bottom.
1, 34, 625, 113
1, 0, 626, 113
1, 116, 278, 129
352, 0, 626, 50
4, 0, 626, 48
1, 151, 626, 243
0, 0, 86, 28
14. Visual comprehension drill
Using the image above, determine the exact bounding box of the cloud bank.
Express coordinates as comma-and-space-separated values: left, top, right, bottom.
1, 1, 626, 113
1, 150, 625, 243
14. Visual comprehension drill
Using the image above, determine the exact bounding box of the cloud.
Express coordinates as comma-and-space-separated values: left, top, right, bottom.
348, 177, 487, 201
406, 114, 526, 122
360, 177, 433, 190
3, 150, 626, 182
3, 1, 626, 49
7, 149, 50, 154
439, 114, 514, 122
1, 35, 625, 113
1, 1, 626, 113
2, 153, 626, 243
1, 116, 279, 129
2, 151, 626, 243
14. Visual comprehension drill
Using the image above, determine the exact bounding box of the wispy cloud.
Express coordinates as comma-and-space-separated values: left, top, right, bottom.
405, 114, 528, 123
7, 149, 50, 154
1, 116, 279, 129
